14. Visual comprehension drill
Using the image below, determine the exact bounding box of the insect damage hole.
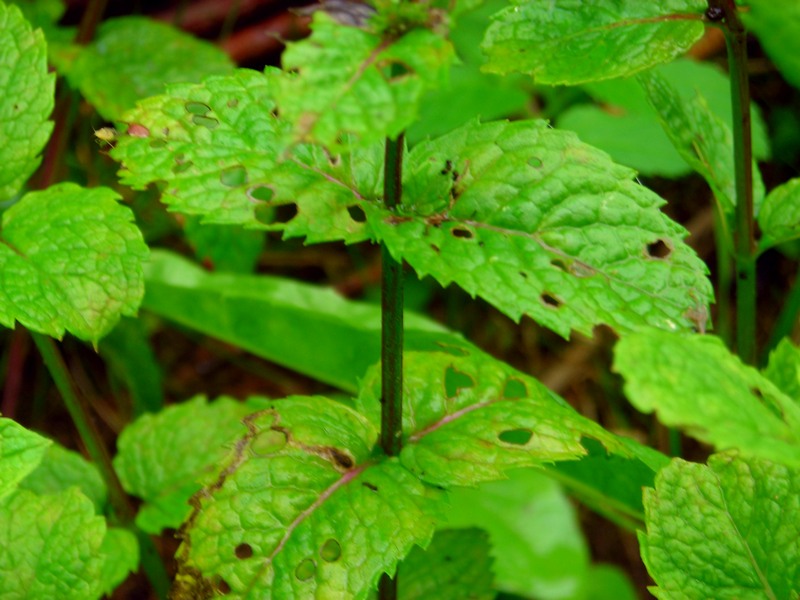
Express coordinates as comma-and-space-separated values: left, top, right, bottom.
295, 558, 317, 581
540, 292, 562, 308
503, 378, 528, 399
498, 428, 533, 445
444, 366, 474, 398
450, 226, 474, 240
235, 543, 253, 559
646, 239, 672, 259
362, 481, 379, 492
346, 204, 366, 223
273, 203, 298, 224
320, 539, 342, 562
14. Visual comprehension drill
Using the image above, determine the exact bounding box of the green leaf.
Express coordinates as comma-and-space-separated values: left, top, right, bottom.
586, 564, 638, 600
99, 316, 164, 416
0, 1, 54, 200
17, 442, 107, 513
366, 119, 713, 338
173, 396, 445, 599
113, 396, 256, 533
548, 436, 668, 529
640, 452, 800, 599
758, 178, 800, 251
111, 69, 375, 244
743, 0, 800, 90
276, 12, 454, 149
0, 417, 51, 500
481, 0, 706, 84
0, 183, 148, 343
615, 331, 800, 467
98, 528, 139, 596
356, 347, 625, 487
558, 59, 770, 177
183, 216, 264, 273
764, 338, 800, 402
445, 469, 588, 599
397, 529, 494, 600
0, 488, 108, 599
141, 250, 449, 393
62, 16, 233, 121
638, 70, 765, 215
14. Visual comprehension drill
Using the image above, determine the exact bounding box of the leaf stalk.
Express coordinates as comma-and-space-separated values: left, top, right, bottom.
31, 333, 170, 598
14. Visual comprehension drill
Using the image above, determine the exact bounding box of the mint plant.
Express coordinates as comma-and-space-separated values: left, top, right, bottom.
1, 0, 799, 598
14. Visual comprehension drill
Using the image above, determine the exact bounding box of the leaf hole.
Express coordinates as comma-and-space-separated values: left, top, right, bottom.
362, 481, 379, 492
254, 204, 273, 225
445, 366, 474, 398
326, 447, 355, 470
430, 244, 440, 254
435, 342, 470, 357
519, 271, 528, 279
192, 114, 219, 130
235, 543, 253, 559
186, 101, 211, 116
172, 161, 193, 174
295, 558, 317, 581
451, 226, 474, 240
751, 387, 764, 399
251, 428, 287, 455
528, 156, 543, 168
503, 378, 528, 399
550, 259, 569, 273
220, 165, 248, 187
541, 292, 562, 308
347, 205, 366, 223
498, 428, 533, 445
217, 578, 231, 594
273, 203, 298, 224
320, 539, 342, 562
247, 185, 275, 202
646, 239, 672, 259
440, 160, 453, 176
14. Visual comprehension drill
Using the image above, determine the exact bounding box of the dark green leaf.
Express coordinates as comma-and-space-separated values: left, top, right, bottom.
367, 119, 713, 337
112, 69, 375, 244
114, 396, 256, 533
356, 348, 627, 487
615, 331, 800, 467
0, 417, 51, 500
639, 70, 765, 215
398, 529, 494, 600
481, 0, 706, 84
446, 469, 588, 598
743, 0, 800, 90
63, 16, 233, 121
173, 396, 444, 599
641, 452, 800, 599
141, 250, 449, 393
758, 178, 800, 251
277, 12, 455, 149
0, 2, 53, 200
0, 183, 148, 343
18, 442, 107, 513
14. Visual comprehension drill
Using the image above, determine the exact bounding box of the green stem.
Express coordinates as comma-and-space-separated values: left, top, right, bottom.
31, 333, 170, 598
378, 131, 405, 600
710, 0, 756, 363
379, 133, 405, 457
